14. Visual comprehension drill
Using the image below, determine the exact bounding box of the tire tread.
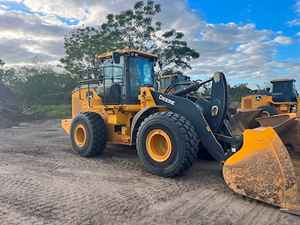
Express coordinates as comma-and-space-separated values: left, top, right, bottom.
137, 111, 198, 177
71, 112, 106, 157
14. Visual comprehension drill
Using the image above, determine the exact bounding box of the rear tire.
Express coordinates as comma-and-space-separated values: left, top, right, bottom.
136, 112, 198, 177
70, 112, 107, 157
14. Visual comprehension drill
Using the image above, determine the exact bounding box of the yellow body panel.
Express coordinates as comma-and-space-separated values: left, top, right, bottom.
297, 97, 300, 117
62, 86, 157, 145
61, 119, 72, 135
240, 95, 272, 110
138, 87, 156, 108
240, 95, 297, 114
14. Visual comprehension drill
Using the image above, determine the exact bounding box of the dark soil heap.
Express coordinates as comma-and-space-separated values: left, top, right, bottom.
0, 82, 20, 128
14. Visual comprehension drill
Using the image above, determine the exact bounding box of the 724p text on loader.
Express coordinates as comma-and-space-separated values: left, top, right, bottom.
61, 49, 300, 215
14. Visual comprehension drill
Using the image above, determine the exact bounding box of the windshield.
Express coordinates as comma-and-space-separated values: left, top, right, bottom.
102, 65, 123, 85
128, 56, 154, 98
129, 56, 154, 86
272, 81, 292, 94
272, 81, 298, 102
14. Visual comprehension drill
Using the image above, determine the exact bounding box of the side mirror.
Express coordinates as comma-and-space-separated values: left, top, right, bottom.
112, 52, 121, 64
158, 60, 163, 70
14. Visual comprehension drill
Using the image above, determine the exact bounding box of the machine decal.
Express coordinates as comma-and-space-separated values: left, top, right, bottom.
159, 94, 175, 105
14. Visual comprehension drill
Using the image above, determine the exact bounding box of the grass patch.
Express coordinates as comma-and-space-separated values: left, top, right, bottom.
30, 105, 71, 119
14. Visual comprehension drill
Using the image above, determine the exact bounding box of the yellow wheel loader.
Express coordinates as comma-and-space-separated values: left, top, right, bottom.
233, 79, 300, 155
239, 79, 299, 117
62, 49, 300, 215
235, 79, 300, 131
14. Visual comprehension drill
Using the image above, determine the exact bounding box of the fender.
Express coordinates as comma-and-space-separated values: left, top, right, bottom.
151, 91, 227, 162
130, 106, 166, 145
206, 72, 228, 132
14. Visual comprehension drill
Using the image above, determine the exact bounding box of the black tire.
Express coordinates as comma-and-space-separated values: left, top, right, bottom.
70, 112, 107, 157
258, 105, 277, 118
136, 111, 198, 177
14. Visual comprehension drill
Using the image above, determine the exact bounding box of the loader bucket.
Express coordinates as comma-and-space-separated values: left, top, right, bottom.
257, 113, 300, 153
230, 109, 262, 135
256, 113, 297, 128
223, 127, 300, 215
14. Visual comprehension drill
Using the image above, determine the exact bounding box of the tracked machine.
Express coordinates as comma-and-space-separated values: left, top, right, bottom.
62, 49, 300, 215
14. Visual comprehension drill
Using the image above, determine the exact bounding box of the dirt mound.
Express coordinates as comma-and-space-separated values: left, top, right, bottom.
0, 82, 20, 128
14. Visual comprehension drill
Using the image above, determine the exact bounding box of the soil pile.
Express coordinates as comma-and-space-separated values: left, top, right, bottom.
0, 82, 20, 128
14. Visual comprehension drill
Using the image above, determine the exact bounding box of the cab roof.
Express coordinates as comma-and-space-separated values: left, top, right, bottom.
96, 48, 158, 60
271, 79, 296, 83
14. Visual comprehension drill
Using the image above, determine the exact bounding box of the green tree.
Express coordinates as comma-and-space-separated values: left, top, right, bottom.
154, 30, 200, 74
228, 84, 253, 102
11, 68, 77, 106
0, 59, 6, 82
0, 60, 18, 85
61, 0, 199, 79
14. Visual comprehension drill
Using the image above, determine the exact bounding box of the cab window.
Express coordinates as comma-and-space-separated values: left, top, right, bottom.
128, 56, 154, 98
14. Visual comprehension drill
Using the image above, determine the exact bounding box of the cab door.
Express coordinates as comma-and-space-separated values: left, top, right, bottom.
126, 56, 155, 104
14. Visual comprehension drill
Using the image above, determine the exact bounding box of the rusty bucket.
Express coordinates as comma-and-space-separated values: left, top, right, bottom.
223, 127, 300, 215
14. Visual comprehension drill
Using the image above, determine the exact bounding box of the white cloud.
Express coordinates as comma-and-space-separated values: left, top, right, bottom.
23, 0, 88, 19
1, 0, 23, 3
0, 10, 68, 64
185, 22, 299, 86
288, 19, 300, 26
297, 32, 300, 36
273, 36, 293, 45
297, 0, 300, 14
0, 0, 299, 87
22, 0, 138, 26
288, 1, 300, 26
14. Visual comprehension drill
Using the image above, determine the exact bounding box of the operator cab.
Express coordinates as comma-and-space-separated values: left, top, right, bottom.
159, 73, 192, 93
96, 49, 157, 105
271, 79, 298, 102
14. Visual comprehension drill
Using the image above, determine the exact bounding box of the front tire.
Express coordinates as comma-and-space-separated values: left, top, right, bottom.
70, 112, 107, 157
136, 112, 198, 177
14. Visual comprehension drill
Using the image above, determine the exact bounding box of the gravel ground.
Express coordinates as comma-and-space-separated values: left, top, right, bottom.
0, 120, 299, 225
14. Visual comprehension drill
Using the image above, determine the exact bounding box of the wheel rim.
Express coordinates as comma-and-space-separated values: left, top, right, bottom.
260, 111, 271, 118
74, 124, 87, 147
146, 129, 172, 162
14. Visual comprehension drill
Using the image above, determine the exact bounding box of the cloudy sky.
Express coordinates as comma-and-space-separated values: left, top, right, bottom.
0, 0, 300, 88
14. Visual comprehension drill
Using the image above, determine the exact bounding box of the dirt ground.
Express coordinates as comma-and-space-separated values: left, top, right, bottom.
0, 120, 299, 225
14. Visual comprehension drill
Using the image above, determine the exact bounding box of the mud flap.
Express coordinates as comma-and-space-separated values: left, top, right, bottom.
223, 127, 300, 214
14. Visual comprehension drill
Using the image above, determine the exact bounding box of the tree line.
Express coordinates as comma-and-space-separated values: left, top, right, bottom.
1, 58, 256, 108
0, 61, 77, 106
